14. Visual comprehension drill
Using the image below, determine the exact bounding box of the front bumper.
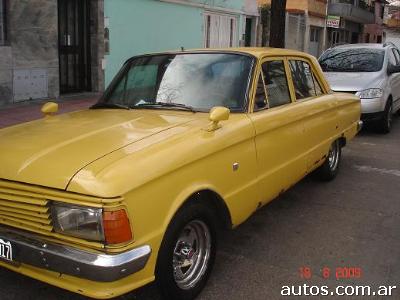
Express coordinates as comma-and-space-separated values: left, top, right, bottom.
360, 97, 384, 114
0, 226, 151, 282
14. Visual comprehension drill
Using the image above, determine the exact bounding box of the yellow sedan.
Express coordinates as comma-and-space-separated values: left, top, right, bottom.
0, 48, 361, 299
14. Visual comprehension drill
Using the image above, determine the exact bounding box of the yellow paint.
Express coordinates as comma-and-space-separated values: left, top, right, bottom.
0, 48, 360, 299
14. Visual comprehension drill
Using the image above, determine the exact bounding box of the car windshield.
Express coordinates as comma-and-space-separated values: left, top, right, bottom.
99, 53, 254, 112
319, 48, 385, 72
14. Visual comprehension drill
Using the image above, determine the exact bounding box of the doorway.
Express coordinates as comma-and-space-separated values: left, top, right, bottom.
58, 0, 92, 94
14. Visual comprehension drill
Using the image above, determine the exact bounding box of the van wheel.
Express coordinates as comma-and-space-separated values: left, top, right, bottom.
317, 140, 341, 181
156, 202, 217, 300
379, 100, 393, 134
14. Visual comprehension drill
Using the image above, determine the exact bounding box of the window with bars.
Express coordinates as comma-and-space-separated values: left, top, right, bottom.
0, 0, 7, 45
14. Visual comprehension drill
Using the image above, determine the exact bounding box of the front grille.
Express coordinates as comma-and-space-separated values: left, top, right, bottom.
0, 179, 122, 249
0, 186, 53, 234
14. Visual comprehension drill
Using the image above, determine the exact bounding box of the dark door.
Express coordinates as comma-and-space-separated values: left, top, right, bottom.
245, 18, 252, 47
58, 0, 91, 94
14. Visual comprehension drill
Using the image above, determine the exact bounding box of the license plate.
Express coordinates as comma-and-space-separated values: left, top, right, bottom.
0, 238, 13, 261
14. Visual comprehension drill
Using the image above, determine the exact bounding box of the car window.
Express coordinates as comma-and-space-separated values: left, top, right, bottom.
289, 60, 321, 100
388, 50, 397, 67
260, 60, 291, 109
319, 48, 385, 72
391, 49, 400, 65
103, 53, 254, 112
254, 73, 268, 110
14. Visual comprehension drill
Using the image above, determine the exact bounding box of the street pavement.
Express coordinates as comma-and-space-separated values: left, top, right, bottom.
0, 116, 399, 300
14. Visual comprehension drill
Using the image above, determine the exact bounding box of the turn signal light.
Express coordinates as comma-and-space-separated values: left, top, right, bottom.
103, 210, 133, 244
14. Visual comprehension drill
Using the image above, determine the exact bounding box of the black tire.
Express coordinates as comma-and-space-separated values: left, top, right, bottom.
317, 140, 342, 181
156, 202, 217, 300
379, 100, 393, 134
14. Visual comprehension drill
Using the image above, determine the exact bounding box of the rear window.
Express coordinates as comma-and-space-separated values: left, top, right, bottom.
319, 48, 385, 72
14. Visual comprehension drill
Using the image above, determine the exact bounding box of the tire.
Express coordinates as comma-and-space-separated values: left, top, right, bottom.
317, 140, 342, 181
156, 202, 217, 300
379, 100, 393, 134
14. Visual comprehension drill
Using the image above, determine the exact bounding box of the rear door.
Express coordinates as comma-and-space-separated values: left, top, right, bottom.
248, 57, 307, 205
287, 57, 339, 172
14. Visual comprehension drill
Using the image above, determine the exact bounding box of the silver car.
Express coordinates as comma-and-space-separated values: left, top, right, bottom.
319, 43, 400, 133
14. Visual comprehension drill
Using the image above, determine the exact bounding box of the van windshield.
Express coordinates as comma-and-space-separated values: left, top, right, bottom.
319, 48, 385, 73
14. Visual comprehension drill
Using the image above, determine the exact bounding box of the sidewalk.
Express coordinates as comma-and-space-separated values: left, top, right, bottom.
0, 94, 100, 129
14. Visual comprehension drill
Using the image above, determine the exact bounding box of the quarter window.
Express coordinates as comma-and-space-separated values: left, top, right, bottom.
289, 60, 323, 100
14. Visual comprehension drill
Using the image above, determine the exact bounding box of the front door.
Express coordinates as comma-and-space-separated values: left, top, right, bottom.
248, 58, 307, 205
58, 0, 91, 94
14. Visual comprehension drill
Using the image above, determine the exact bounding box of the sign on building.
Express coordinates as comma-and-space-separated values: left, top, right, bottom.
326, 15, 340, 28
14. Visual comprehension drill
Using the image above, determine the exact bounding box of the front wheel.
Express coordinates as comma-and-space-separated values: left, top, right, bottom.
316, 140, 342, 181
379, 100, 393, 134
156, 203, 217, 300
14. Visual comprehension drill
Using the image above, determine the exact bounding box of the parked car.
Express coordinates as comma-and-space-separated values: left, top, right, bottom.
0, 48, 361, 300
319, 43, 400, 133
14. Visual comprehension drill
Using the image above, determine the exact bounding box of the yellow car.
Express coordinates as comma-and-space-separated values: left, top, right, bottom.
0, 48, 361, 299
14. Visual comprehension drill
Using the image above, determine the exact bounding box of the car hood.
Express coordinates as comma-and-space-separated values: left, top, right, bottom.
0, 109, 197, 190
324, 71, 384, 92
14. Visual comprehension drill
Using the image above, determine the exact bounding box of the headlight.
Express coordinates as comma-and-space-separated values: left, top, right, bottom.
356, 88, 383, 99
51, 202, 133, 244
51, 203, 105, 242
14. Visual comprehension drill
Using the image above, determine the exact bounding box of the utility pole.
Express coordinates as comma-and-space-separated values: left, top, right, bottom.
269, 0, 287, 48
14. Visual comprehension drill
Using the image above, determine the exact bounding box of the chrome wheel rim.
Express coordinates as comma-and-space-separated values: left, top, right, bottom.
173, 220, 211, 290
328, 142, 339, 171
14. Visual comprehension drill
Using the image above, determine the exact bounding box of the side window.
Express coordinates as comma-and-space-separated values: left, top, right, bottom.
261, 60, 291, 108
391, 49, 400, 65
289, 60, 323, 100
388, 50, 397, 67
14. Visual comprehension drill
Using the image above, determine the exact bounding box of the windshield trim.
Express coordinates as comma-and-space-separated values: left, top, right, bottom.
97, 51, 257, 113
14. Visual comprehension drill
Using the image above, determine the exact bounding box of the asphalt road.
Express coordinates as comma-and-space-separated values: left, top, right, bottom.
1, 116, 399, 300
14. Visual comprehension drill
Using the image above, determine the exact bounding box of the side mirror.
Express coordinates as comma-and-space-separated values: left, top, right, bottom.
205, 106, 230, 131
41, 102, 59, 117
387, 65, 400, 75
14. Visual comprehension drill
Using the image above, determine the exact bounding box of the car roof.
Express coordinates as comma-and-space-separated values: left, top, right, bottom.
129, 47, 316, 60
331, 43, 390, 50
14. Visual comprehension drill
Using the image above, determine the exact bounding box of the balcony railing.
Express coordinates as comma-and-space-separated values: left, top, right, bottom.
328, 0, 375, 24
329, 0, 374, 13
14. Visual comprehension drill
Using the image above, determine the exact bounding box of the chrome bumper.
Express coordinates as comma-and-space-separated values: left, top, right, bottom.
0, 226, 151, 282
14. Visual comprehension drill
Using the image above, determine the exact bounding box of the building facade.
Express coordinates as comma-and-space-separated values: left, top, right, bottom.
363, 0, 386, 43
103, 0, 259, 85
326, 0, 375, 47
0, 0, 105, 107
258, 0, 329, 57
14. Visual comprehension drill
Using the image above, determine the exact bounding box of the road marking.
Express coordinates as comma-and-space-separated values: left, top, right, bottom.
354, 165, 400, 177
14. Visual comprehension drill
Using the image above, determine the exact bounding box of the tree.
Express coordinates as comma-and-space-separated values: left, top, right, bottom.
269, 0, 287, 48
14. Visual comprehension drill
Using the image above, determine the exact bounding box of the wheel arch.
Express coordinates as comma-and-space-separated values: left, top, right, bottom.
164, 187, 233, 234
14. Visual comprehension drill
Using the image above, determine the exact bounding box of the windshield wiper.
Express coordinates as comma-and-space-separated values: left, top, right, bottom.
91, 102, 131, 110
136, 102, 196, 113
